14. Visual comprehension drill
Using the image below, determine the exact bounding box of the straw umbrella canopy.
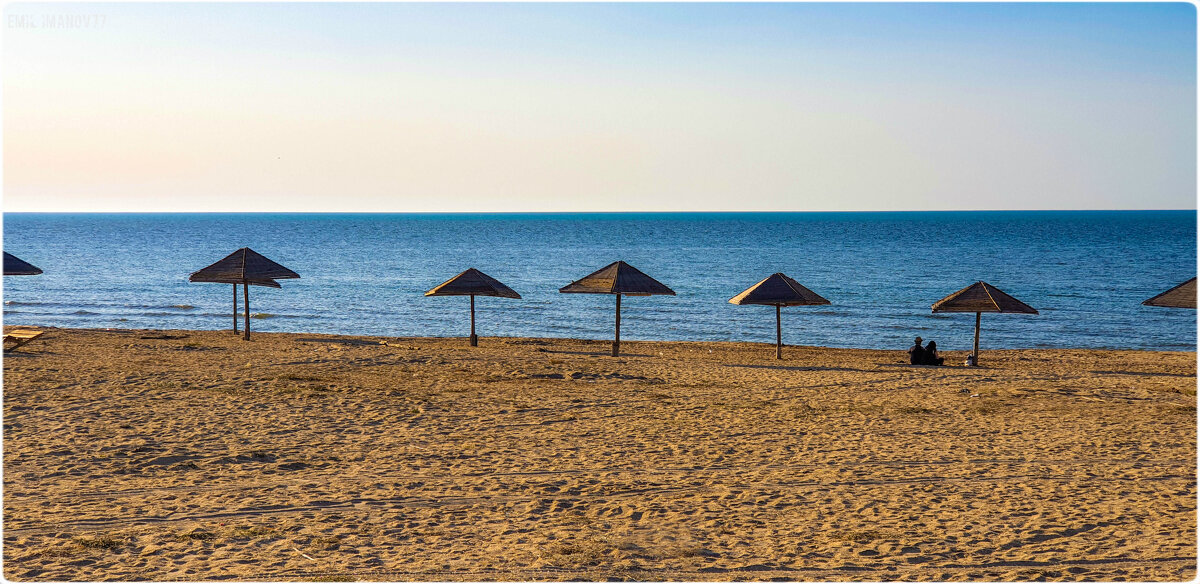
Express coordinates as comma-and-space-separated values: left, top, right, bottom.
931, 281, 1037, 366
559, 261, 675, 356
189, 248, 299, 340
425, 268, 521, 347
729, 273, 830, 359
1142, 278, 1196, 309
3, 252, 42, 276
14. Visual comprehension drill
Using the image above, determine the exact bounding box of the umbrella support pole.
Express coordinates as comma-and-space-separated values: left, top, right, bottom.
613, 294, 621, 357
243, 281, 251, 341
470, 295, 477, 347
972, 311, 980, 365
776, 304, 782, 360
233, 284, 239, 334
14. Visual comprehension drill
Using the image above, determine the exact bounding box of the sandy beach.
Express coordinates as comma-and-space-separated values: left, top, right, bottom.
2, 327, 1195, 581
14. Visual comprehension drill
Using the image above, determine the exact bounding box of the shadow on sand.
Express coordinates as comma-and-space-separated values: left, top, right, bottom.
1089, 370, 1196, 378
1, 351, 46, 359
537, 348, 655, 358
876, 363, 986, 370
721, 363, 880, 374
297, 337, 387, 347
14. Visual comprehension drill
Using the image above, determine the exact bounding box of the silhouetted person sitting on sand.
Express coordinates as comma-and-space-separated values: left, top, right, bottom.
923, 340, 945, 366
908, 337, 925, 365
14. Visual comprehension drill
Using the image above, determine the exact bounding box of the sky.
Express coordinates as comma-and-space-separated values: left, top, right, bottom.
2, 2, 1196, 212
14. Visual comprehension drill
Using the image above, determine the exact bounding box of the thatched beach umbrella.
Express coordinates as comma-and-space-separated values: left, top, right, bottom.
1143, 278, 1196, 309
3, 252, 42, 276
189, 248, 299, 340
931, 281, 1037, 366
559, 261, 675, 357
425, 268, 521, 346
729, 273, 830, 359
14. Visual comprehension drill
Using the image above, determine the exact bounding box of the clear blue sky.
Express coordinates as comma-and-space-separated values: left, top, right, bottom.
4, 2, 1195, 211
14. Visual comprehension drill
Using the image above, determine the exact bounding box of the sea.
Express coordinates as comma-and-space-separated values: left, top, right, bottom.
2, 211, 1195, 352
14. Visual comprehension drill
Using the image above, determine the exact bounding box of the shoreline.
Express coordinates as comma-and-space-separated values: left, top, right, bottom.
4, 327, 1195, 581
5, 325, 1195, 356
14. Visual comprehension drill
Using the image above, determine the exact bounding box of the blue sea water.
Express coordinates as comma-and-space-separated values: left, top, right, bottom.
2, 211, 1195, 352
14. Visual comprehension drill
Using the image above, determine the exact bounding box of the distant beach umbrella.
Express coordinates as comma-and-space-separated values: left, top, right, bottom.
425, 268, 521, 347
1142, 278, 1196, 309
3, 252, 42, 276
189, 248, 299, 340
729, 273, 830, 359
559, 261, 675, 357
931, 281, 1038, 366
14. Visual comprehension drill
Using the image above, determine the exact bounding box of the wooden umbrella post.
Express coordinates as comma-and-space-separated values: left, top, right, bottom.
776, 304, 782, 360
233, 283, 239, 334
613, 294, 621, 357
470, 295, 477, 347
972, 311, 981, 365
243, 280, 251, 341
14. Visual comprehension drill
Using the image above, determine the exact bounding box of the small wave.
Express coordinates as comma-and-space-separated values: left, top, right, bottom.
199, 312, 309, 320
72, 310, 99, 315
5, 300, 117, 309
7, 300, 199, 311
126, 303, 198, 310
882, 324, 932, 331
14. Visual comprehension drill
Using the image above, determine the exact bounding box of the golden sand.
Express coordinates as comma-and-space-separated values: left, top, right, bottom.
2, 328, 1196, 581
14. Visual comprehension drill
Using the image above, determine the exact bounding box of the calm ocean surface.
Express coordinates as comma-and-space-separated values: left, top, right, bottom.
2, 212, 1195, 352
